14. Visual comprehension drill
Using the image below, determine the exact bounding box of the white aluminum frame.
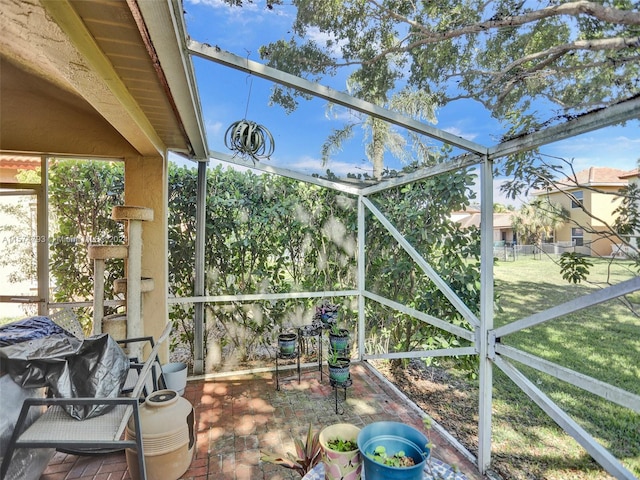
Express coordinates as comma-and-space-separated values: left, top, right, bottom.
181, 39, 640, 478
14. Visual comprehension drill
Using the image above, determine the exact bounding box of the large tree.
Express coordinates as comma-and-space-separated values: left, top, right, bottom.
252, 0, 639, 137
239, 0, 639, 282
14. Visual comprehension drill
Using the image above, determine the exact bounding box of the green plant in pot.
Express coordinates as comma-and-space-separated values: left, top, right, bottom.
314, 299, 339, 328
327, 350, 350, 384
329, 324, 349, 356
327, 437, 358, 452
367, 445, 416, 467
357, 419, 456, 480
278, 332, 298, 356
260, 424, 322, 477
318, 423, 362, 480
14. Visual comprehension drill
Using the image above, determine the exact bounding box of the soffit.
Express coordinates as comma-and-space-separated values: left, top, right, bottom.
0, 0, 206, 159
71, 0, 195, 156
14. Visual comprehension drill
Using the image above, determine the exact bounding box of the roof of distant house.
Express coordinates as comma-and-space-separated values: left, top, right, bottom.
619, 168, 639, 179
533, 166, 632, 194
0, 155, 41, 170
494, 212, 515, 228
450, 209, 515, 229
451, 209, 480, 228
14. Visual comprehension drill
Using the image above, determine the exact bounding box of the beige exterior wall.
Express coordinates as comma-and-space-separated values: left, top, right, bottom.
546, 186, 624, 257
2, 0, 202, 362
124, 155, 169, 363
590, 187, 624, 227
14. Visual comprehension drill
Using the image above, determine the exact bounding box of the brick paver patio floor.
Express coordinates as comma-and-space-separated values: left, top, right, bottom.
39, 362, 487, 480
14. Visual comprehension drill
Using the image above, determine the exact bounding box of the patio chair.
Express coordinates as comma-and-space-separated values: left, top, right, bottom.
49, 308, 166, 394
48, 308, 85, 339
0, 322, 172, 480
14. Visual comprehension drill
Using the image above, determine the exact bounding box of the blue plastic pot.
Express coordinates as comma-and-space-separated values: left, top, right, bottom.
357, 422, 430, 480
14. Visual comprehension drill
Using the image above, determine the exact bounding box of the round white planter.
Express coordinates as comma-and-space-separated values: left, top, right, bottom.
161, 362, 188, 396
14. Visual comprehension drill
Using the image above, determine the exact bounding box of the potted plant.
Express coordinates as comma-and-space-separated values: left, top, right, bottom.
260, 424, 322, 477
327, 350, 350, 384
357, 421, 430, 480
161, 361, 188, 395
366, 445, 417, 467
318, 423, 362, 480
329, 324, 349, 356
278, 331, 298, 356
314, 299, 339, 328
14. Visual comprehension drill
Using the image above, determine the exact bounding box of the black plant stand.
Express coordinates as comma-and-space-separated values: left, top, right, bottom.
298, 324, 323, 380
329, 376, 352, 415
275, 348, 300, 391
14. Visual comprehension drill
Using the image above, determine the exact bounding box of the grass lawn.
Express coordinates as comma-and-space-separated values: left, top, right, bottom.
491, 256, 640, 479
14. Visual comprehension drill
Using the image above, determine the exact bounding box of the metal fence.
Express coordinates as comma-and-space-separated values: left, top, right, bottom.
493, 242, 591, 261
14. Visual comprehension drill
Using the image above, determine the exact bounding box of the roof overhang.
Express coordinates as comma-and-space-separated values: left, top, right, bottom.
0, 0, 207, 160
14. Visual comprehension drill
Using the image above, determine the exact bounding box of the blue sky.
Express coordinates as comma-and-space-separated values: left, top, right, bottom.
179, 0, 640, 207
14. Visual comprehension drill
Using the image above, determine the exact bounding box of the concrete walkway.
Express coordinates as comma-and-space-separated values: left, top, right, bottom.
40, 363, 486, 480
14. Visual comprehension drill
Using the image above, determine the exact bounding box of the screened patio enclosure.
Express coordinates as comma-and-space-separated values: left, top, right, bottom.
1, 0, 639, 478
181, 36, 640, 480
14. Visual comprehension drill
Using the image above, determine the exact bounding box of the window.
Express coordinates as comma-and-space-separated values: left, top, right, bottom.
571, 190, 583, 208
572, 227, 584, 246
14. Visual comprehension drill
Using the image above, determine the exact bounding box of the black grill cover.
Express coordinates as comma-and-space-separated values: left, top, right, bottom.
0, 317, 129, 420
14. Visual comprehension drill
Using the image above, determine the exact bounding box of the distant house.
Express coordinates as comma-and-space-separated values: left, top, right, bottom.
451, 208, 481, 229
451, 208, 517, 244
532, 167, 631, 257
618, 169, 640, 251
0, 155, 40, 183
494, 212, 517, 245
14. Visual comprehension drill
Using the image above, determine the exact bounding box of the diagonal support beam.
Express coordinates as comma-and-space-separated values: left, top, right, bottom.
496, 345, 640, 413
187, 39, 488, 156
364, 290, 476, 341
362, 197, 480, 328
496, 356, 638, 480
209, 149, 362, 195
493, 276, 640, 338
488, 96, 640, 159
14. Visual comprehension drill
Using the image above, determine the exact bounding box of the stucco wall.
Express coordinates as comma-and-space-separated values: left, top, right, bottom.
548, 186, 624, 257
125, 155, 169, 363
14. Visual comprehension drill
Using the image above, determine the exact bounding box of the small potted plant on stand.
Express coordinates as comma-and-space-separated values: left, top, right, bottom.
278, 331, 298, 357
328, 324, 349, 356
314, 299, 339, 329
318, 423, 362, 480
327, 350, 351, 384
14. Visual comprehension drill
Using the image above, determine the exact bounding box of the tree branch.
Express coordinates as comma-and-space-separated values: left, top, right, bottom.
356, 0, 640, 67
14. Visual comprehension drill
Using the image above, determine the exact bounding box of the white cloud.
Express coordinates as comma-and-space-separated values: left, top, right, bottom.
185, 0, 295, 47
305, 27, 346, 57
325, 106, 361, 122
442, 126, 479, 142
207, 120, 224, 139
284, 155, 362, 177
541, 127, 640, 172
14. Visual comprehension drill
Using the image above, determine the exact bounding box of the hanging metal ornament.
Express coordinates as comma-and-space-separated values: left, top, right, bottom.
224, 119, 275, 162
